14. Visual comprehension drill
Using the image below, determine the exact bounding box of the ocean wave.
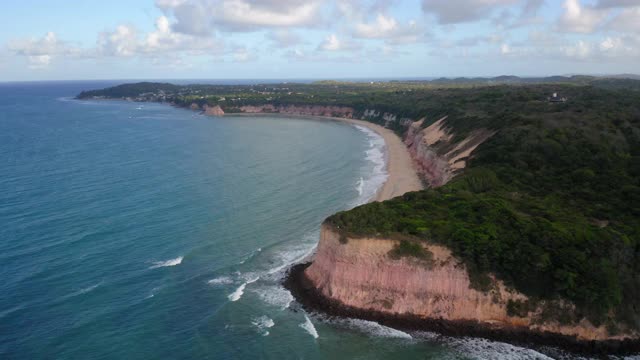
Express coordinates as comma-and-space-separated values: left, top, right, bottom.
78, 282, 101, 295
228, 276, 259, 302
149, 256, 183, 269
300, 314, 319, 339
259, 231, 319, 281
225, 232, 316, 309
446, 337, 554, 360
239, 247, 262, 264
208, 276, 234, 285
145, 285, 164, 300
329, 317, 412, 339
53, 281, 102, 304
252, 285, 294, 310
265, 243, 317, 278
252, 315, 275, 336
412, 332, 555, 360
351, 125, 389, 206
0, 304, 25, 319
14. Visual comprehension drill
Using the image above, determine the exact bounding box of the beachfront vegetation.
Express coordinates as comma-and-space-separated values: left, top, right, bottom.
78, 76, 640, 330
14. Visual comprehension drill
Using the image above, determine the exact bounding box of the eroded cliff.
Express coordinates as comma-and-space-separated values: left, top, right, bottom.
302, 225, 638, 342
404, 117, 494, 187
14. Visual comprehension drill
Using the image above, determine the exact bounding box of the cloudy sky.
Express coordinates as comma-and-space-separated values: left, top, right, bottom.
1, 0, 638, 81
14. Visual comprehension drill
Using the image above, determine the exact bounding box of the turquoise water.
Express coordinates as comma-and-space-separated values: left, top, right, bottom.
1, 82, 580, 359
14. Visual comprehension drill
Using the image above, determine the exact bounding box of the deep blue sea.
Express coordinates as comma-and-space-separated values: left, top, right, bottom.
0, 82, 602, 359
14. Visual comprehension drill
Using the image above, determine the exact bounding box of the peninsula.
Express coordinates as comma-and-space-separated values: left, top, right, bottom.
78, 76, 640, 355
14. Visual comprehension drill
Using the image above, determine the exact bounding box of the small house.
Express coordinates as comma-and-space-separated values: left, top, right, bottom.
549, 92, 567, 103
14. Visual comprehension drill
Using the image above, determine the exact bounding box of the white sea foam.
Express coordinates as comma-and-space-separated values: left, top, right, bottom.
252, 315, 275, 336
330, 318, 412, 339
54, 281, 102, 303
351, 125, 389, 206
78, 282, 101, 295
149, 256, 184, 269
228, 284, 247, 302
207, 276, 234, 285
356, 177, 364, 196
228, 276, 259, 301
444, 336, 554, 360
145, 285, 164, 299
253, 285, 294, 310
300, 314, 319, 339
264, 236, 318, 278
239, 247, 262, 264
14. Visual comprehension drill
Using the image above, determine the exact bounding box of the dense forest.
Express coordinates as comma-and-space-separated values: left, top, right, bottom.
327, 82, 640, 332
79, 77, 640, 331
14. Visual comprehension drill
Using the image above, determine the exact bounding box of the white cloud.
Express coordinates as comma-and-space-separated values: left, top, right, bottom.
232, 46, 256, 62
558, 0, 609, 33
319, 34, 346, 51
9, 16, 227, 69
8, 32, 82, 68
596, 0, 640, 8
316, 33, 362, 53
98, 25, 139, 56
422, 0, 517, 24
563, 40, 593, 59
284, 47, 359, 62
503, 0, 545, 27
27, 55, 52, 69
266, 30, 303, 48
156, 0, 324, 34
606, 6, 640, 33
354, 14, 424, 44
97, 16, 224, 57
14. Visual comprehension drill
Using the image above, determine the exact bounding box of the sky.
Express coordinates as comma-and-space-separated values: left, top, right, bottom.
0, 0, 639, 81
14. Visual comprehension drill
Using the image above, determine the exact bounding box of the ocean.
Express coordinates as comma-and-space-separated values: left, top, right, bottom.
0, 81, 593, 359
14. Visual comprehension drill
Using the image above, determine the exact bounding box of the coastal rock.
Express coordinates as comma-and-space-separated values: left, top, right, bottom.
302, 224, 638, 342
404, 117, 494, 187
204, 104, 225, 116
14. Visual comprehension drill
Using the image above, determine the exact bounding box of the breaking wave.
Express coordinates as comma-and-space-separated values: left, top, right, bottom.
329, 317, 412, 339
228, 275, 259, 302
208, 276, 234, 286
149, 256, 183, 269
252, 285, 294, 310
252, 315, 275, 336
351, 125, 388, 207
300, 314, 319, 339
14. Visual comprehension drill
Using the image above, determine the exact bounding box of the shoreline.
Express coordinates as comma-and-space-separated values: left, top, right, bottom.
225, 113, 423, 202
284, 263, 640, 357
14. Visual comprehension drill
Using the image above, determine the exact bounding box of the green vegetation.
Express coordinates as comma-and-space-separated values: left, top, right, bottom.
388, 240, 432, 262
327, 82, 640, 330
506, 300, 532, 318
78, 76, 640, 330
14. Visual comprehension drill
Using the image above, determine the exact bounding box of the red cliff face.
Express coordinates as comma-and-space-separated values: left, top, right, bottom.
404, 117, 494, 187
304, 225, 638, 341
203, 104, 225, 116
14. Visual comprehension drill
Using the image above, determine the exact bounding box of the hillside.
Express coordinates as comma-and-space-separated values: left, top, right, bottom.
79, 77, 640, 339
327, 83, 640, 334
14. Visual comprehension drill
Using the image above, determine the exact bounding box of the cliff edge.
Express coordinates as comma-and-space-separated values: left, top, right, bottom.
285, 225, 640, 354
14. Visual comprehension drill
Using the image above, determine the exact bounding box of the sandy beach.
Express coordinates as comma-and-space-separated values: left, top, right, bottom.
226, 113, 423, 202
332, 118, 424, 202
